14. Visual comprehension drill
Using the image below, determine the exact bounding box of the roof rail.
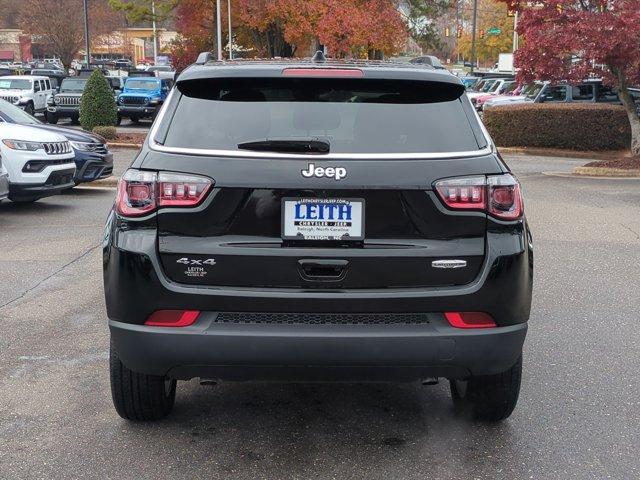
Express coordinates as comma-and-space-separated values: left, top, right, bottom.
195, 52, 215, 65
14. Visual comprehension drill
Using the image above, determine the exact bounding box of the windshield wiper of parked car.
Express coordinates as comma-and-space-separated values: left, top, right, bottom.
237, 138, 330, 154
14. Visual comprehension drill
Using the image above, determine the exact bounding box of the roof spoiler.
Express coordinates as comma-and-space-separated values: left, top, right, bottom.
195, 52, 215, 65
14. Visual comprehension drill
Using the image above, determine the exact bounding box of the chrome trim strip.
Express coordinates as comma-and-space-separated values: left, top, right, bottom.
147, 88, 495, 160
431, 259, 468, 269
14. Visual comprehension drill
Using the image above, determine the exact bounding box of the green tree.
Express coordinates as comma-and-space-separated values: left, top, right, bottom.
108, 0, 177, 23
79, 70, 118, 131
404, 0, 452, 52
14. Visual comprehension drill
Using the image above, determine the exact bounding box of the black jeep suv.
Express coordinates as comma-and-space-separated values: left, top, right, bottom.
104, 56, 533, 422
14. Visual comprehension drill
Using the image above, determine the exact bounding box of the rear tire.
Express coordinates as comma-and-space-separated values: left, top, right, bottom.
109, 338, 176, 421
450, 356, 522, 422
24, 102, 35, 116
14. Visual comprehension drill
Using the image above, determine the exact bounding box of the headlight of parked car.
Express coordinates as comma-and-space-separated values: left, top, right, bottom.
70, 141, 93, 151
2, 139, 43, 151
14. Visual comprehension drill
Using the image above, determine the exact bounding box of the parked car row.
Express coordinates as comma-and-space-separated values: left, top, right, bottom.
0, 70, 172, 127
0, 99, 113, 203
477, 79, 633, 113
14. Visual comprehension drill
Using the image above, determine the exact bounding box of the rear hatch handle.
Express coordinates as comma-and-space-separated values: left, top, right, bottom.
298, 259, 349, 282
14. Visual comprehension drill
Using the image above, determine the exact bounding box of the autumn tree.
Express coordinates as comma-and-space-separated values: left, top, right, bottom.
503, 0, 640, 155
316, 0, 407, 58
19, 0, 122, 68
170, 0, 220, 71
170, 0, 408, 65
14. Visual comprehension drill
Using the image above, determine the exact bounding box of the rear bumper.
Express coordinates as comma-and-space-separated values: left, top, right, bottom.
110, 316, 527, 380
104, 214, 533, 381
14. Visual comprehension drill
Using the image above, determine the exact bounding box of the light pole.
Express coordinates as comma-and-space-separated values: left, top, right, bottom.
227, 0, 232, 60
152, 0, 158, 65
83, 0, 90, 66
470, 0, 478, 73
216, 0, 222, 60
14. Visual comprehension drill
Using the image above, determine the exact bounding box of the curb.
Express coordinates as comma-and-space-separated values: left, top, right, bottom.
499, 147, 626, 160
82, 177, 119, 188
573, 166, 640, 177
107, 142, 143, 149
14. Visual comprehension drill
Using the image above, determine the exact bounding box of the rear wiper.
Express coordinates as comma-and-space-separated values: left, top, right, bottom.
237, 138, 330, 154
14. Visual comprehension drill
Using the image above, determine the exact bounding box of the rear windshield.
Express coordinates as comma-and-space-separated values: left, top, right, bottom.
160, 77, 483, 154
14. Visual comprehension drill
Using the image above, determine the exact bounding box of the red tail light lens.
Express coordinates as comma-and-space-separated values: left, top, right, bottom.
116, 170, 157, 217
487, 175, 522, 220
158, 172, 212, 207
445, 312, 496, 329
116, 169, 213, 217
145, 310, 200, 327
434, 176, 486, 210
434, 174, 523, 220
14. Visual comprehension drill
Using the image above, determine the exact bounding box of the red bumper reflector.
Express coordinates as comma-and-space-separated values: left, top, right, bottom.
145, 310, 200, 327
445, 312, 497, 329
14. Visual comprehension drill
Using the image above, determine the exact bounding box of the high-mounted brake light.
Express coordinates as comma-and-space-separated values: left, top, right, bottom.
434, 174, 523, 220
145, 310, 200, 327
445, 312, 497, 329
282, 68, 364, 78
116, 169, 213, 217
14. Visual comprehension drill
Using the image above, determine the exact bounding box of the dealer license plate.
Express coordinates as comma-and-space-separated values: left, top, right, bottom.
282, 198, 365, 241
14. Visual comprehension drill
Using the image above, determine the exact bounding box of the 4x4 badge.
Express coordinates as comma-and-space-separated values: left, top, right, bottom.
176, 258, 216, 266
302, 163, 347, 180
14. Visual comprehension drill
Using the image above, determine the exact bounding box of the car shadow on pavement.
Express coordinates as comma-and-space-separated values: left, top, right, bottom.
115, 381, 516, 474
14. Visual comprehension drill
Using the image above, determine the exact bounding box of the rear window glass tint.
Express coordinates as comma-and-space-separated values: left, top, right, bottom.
160, 77, 482, 154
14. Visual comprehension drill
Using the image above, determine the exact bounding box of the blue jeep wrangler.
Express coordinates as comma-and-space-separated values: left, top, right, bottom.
117, 77, 172, 124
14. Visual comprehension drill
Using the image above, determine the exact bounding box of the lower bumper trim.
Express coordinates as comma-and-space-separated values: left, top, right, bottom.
110, 316, 527, 381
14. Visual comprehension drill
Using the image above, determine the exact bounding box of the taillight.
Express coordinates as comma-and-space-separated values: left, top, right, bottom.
116, 170, 156, 217
434, 176, 486, 210
434, 174, 523, 220
158, 172, 212, 207
145, 310, 200, 327
444, 312, 496, 329
116, 169, 212, 217
487, 175, 522, 220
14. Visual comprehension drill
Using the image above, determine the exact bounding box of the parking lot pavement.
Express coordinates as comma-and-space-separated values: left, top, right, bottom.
1, 155, 639, 479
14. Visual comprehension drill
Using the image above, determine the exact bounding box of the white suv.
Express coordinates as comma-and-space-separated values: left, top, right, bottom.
0, 123, 76, 202
0, 76, 54, 116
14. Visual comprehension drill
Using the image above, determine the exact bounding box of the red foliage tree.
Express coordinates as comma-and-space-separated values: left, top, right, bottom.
503, 0, 640, 155
171, 0, 216, 71
316, 0, 407, 58
170, 0, 408, 66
